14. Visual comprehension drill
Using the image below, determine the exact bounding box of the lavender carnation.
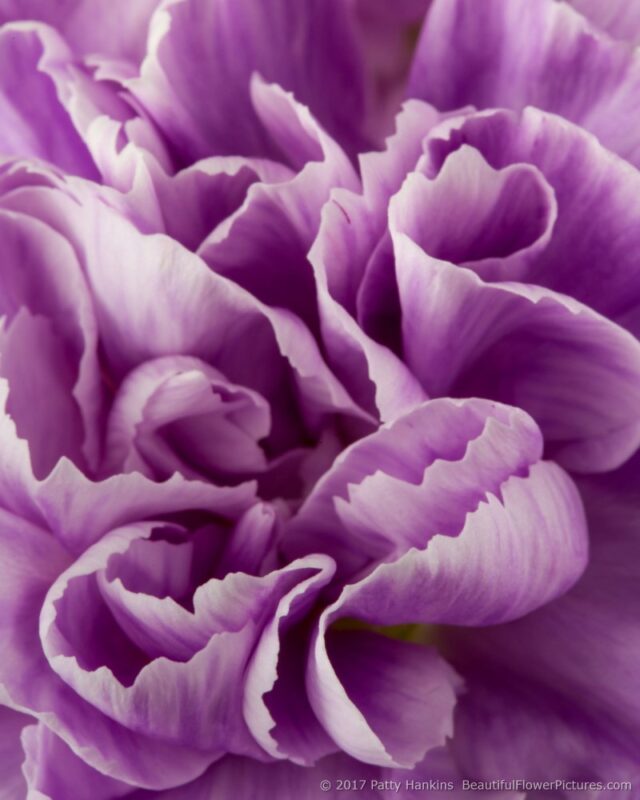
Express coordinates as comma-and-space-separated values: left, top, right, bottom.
0, 1, 638, 798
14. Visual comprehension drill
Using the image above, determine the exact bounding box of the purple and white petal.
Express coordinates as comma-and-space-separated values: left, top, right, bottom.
285, 398, 546, 576
22, 722, 133, 800
243, 560, 337, 765
131, 0, 370, 163
409, 0, 640, 167
103, 355, 271, 482
306, 624, 460, 768
0, 0, 160, 63
0, 24, 98, 177
392, 234, 640, 473
569, 0, 640, 46
444, 454, 640, 785
199, 80, 359, 325
40, 523, 335, 767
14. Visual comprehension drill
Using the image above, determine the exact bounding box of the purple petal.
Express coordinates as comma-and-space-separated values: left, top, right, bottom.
80, 202, 370, 453
243, 560, 337, 765
131, 0, 370, 163
130, 747, 523, 799
0, 486, 331, 788
0, 203, 101, 475
0, 541, 220, 790
307, 103, 440, 419
420, 107, 640, 332
0, 384, 256, 553
152, 155, 289, 252
41, 524, 335, 762
0, 0, 160, 63
332, 457, 587, 626
131, 752, 381, 800
307, 625, 460, 768
285, 397, 587, 765
198, 80, 359, 325
0, 31, 169, 195
392, 145, 557, 282
568, 0, 640, 44
300, 457, 586, 771
103, 355, 271, 482
409, 0, 640, 167
37, 464, 256, 556
0, 705, 31, 800
312, 267, 426, 421
444, 454, 640, 783
448, 673, 640, 792
319, 101, 441, 317
95, 506, 277, 662
392, 234, 640, 473
0, 25, 98, 177
22, 723, 132, 800
0, 518, 214, 789
284, 398, 544, 579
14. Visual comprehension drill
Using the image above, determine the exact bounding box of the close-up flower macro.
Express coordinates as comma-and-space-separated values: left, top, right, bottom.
0, 0, 639, 798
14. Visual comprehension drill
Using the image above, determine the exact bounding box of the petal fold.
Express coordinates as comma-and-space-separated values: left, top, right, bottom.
409, 0, 640, 166
131, 0, 369, 162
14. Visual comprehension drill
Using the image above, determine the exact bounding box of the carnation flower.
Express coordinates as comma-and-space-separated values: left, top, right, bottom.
0, 1, 638, 798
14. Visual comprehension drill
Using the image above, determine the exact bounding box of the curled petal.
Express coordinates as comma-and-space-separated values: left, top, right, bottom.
81, 203, 369, 439
243, 559, 337, 765
304, 456, 587, 766
0, 509, 227, 789
131, 0, 370, 163
392, 145, 557, 282
0, 382, 256, 553
409, 0, 640, 167
40, 519, 334, 762
329, 460, 588, 629
393, 233, 640, 472
445, 455, 640, 783
284, 397, 544, 578
104, 355, 271, 482
307, 102, 436, 420
151, 155, 291, 251
199, 80, 359, 325
306, 624, 460, 768
419, 106, 640, 332
320, 100, 440, 316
